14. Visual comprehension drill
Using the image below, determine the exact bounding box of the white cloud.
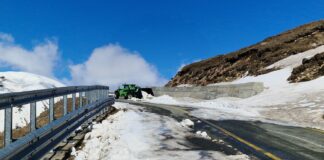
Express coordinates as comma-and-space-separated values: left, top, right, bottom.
69, 44, 167, 89
0, 33, 59, 77
0, 33, 14, 43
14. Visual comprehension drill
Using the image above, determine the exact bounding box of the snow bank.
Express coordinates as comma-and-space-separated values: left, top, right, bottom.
180, 119, 194, 128
146, 95, 180, 105
0, 71, 65, 131
233, 68, 291, 89
177, 84, 194, 87
75, 102, 249, 160
196, 131, 211, 139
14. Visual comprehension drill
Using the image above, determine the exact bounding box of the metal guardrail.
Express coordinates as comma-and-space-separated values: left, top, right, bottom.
0, 85, 115, 160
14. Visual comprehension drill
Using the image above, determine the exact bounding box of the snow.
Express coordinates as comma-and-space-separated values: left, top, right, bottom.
72, 46, 324, 160
0, 71, 64, 93
144, 68, 324, 129
74, 102, 250, 160
196, 131, 211, 140
177, 84, 194, 87
233, 68, 291, 89
266, 45, 324, 69
180, 119, 194, 128
144, 95, 180, 104
142, 47, 324, 129
0, 71, 65, 131
141, 91, 153, 99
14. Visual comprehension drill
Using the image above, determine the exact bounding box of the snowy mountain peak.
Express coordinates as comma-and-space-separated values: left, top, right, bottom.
0, 71, 65, 94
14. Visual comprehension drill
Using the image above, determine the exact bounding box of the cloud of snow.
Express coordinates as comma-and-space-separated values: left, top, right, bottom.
0, 33, 59, 77
69, 44, 167, 88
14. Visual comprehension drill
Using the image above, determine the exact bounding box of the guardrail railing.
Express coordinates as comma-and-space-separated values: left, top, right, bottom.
0, 85, 114, 159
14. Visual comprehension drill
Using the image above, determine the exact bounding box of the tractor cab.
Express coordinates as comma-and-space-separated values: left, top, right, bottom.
115, 84, 143, 99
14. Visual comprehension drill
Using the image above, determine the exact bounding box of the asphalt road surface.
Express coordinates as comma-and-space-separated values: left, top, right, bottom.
117, 99, 324, 160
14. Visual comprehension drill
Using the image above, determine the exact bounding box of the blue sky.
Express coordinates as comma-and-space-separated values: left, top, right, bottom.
0, 0, 323, 85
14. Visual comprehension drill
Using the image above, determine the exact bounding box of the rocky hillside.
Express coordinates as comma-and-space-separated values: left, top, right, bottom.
288, 51, 324, 82
167, 20, 324, 87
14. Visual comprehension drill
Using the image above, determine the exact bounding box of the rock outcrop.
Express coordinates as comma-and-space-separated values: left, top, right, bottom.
167, 20, 324, 87
288, 52, 324, 82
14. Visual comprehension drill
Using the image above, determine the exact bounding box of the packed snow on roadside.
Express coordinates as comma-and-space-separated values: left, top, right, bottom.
142, 47, 324, 130
74, 102, 249, 160
0, 71, 65, 131
177, 84, 194, 87
180, 119, 194, 128
196, 131, 211, 140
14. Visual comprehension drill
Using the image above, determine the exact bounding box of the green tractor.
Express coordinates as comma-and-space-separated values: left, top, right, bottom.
114, 84, 143, 99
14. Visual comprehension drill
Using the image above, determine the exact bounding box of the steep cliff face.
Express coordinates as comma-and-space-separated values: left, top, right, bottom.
167, 20, 324, 87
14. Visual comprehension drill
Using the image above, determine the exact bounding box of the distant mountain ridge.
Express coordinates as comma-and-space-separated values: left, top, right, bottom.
167, 20, 324, 87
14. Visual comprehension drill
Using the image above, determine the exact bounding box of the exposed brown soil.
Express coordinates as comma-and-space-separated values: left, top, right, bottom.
0, 97, 87, 148
167, 20, 324, 87
288, 52, 324, 82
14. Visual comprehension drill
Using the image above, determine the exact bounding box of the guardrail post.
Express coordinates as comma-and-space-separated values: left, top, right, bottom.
94, 90, 96, 102
87, 91, 90, 104
79, 92, 83, 107
94, 90, 97, 102
85, 91, 89, 105
63, 95, 67, 115
97, 90, 99, 101
30, 102, 36, 131
4, 106, 12, 146
72, 93, 76, 111
90, 90, 94, 103
49, 97, 54, 122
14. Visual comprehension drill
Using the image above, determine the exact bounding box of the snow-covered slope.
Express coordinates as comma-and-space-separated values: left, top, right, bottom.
142, 47, 324, 130
0, 71, 65, 131
266, 45, 324, 69
0, 71, 64, 94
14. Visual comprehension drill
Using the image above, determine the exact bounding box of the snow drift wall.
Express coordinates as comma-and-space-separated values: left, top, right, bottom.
152, 82, 264, 99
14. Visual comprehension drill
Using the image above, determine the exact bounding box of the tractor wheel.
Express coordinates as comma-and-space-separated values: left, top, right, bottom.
135, 91, 143, 99
115, 92, 119, 99
124, 94, 129, 99
115, 93, 119, 99
128, 94, 133, 99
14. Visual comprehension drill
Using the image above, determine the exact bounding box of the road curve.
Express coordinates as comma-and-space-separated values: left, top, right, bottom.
117, 99, 324, 160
